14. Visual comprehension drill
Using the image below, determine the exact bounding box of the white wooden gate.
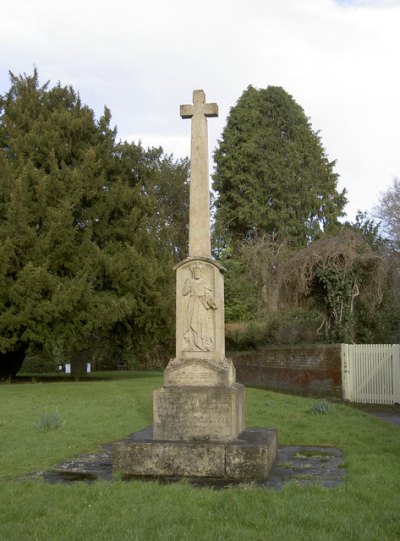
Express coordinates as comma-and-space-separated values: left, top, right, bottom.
341, 344, 400, 404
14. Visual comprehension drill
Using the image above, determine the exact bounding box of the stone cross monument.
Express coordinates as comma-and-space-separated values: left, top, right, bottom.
113, 90, 277, 481
180, 90, 217, 258
154, 90, 241, 442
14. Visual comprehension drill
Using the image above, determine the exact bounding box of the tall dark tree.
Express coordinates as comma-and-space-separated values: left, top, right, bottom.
0, 70, 186, 377
137, 147, 189, 263
213, 85, 346, 248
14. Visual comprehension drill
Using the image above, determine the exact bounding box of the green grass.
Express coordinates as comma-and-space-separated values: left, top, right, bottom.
1, 377, 400, 541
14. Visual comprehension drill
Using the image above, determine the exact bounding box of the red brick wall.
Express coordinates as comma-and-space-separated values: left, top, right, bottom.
230, 344, 342, 397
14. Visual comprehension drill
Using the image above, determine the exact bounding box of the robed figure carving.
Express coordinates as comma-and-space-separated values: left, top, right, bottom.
183, 262, 217, 352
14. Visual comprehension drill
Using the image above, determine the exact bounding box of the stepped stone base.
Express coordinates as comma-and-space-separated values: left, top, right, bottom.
113, 428, 277, 480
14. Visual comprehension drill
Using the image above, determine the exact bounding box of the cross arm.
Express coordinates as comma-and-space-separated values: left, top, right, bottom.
204, 103, 218, 118
180, 102, 219, 119
180, 104, 193, 119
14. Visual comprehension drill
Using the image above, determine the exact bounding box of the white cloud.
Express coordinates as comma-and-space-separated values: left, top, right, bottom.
125, 133, 190, 160
336, 0, 400, 7
1, 0, 399, 221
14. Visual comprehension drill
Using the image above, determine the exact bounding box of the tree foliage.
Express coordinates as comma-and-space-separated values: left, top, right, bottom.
343, 210, 382, 248
234, 219, 393, 345
374, 177, 400, 249
0, 69, 188, 376
280, 231, 387, 342
212, 85, 346, 248
237, 235, 293, 316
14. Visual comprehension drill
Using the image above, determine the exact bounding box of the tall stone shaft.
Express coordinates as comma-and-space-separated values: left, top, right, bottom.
180, 90, 218, 258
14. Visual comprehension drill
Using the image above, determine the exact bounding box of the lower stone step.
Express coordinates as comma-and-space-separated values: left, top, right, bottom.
112, 427, 277, 481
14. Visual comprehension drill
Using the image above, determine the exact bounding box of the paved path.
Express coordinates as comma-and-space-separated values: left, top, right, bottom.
366, 409, 400, 427
352, 405, 400, 427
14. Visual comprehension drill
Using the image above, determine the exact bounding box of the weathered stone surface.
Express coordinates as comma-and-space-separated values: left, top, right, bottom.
153, 383, 245, 441
225, 429, 277, 479
112, 428, 277, 480
27, 440, 346, 489
110, 90, 277, 482
113, 436, 225, 477
175, 257, 225, 362
180, 90, 218, 259
164, 357, 235, 387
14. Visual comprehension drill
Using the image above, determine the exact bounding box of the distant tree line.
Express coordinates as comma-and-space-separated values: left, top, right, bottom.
0, 69, 189, 377
213, 85, 400, 347
1, 75, 399, 378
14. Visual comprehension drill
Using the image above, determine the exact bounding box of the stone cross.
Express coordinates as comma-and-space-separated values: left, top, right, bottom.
180, 90, 218, 258
112, 90, 277, 482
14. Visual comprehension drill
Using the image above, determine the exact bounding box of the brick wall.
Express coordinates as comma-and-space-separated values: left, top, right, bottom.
230, 344, 342, 397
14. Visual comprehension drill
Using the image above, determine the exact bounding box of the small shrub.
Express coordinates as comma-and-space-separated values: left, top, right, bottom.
137, 346, 170, 370
225, 320, 267, 350
34, 411, 63, 431
310, 399, 334, 416
273, 309, 322, 345
225, 309, 323, 351
20, 353, 59, 374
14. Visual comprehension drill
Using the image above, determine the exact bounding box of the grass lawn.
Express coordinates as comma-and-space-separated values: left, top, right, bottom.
1, 373, 399, 541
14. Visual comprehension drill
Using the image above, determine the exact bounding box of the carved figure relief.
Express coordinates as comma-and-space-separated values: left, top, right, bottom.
183, 262, 217, 352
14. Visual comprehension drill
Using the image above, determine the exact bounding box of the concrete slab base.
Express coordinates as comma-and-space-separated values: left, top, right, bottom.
112, 428, 277, 481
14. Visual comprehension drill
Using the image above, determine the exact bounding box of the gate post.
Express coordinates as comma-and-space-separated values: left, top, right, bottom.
341, 343, 352, 401
393, 344, 400, 404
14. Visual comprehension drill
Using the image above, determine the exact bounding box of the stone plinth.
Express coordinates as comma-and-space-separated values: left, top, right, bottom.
153, 382, 244, 442
113, 428, 277, 480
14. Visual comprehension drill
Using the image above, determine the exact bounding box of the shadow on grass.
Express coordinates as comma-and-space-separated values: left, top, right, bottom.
1, 370, 162, 384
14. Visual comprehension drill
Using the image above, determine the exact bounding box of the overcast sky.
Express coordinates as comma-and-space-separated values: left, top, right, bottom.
1, 0, 400, 221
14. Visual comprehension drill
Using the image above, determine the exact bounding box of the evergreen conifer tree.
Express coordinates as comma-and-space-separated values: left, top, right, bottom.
0, 70, 187, 376
213, 85, 346, 248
